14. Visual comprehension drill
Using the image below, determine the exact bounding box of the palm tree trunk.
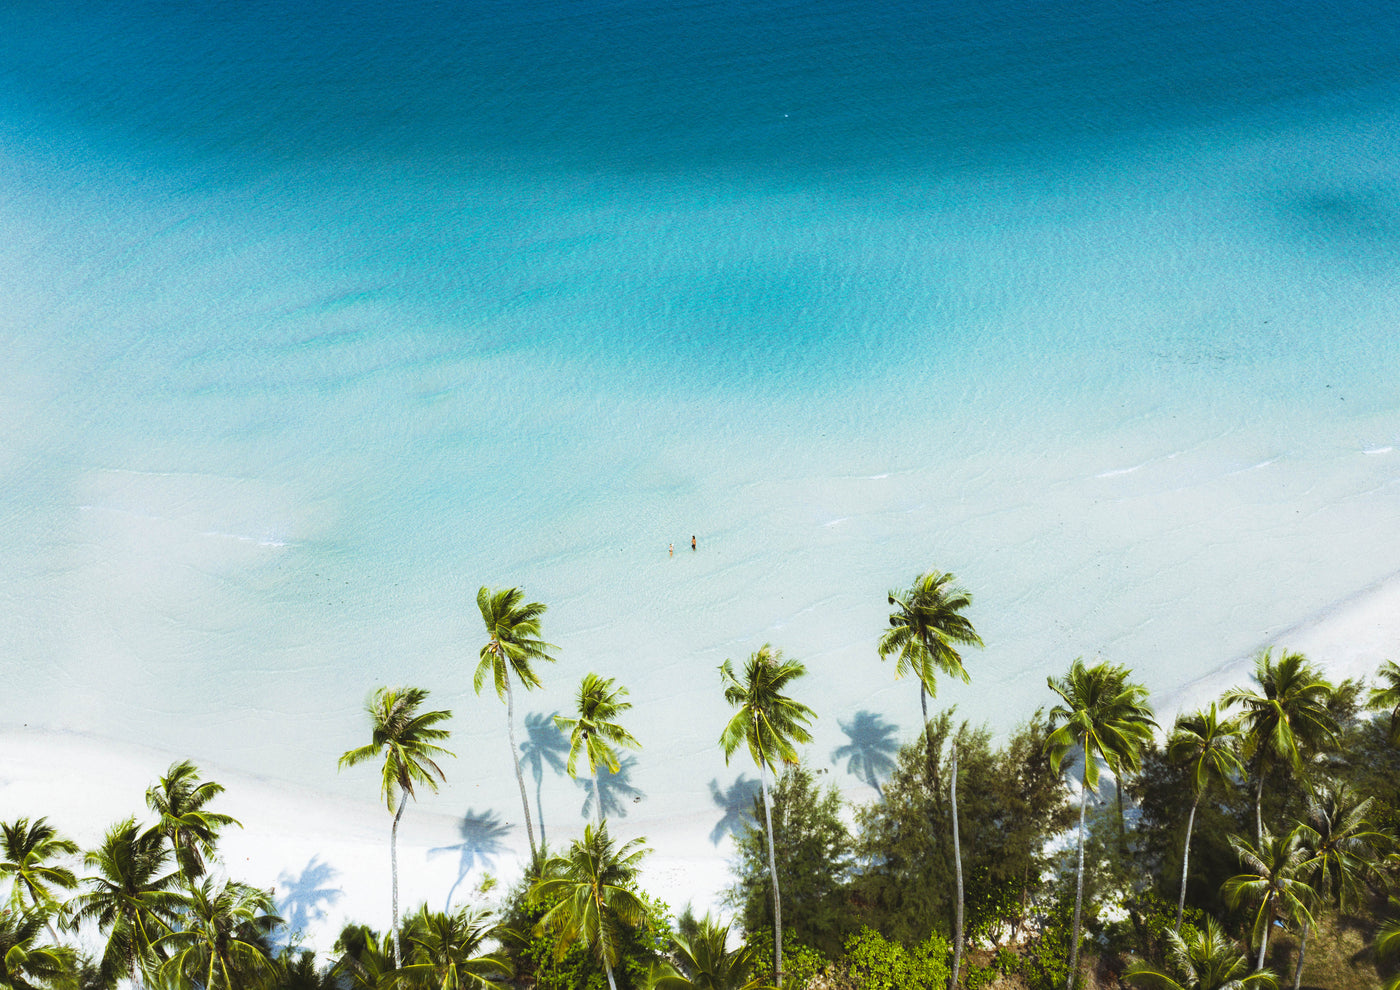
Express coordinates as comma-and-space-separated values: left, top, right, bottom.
506, 678, 538, 860
950, 739, 965, 990
1067, 775, 1089, 990
1293, 922, 1309, 989
593, 771, 604, 827
1256, 907, 1270, 972
603, 956, 620, 990
392, 791, 407, 968
760, 763, 783, 990
1254, 756, 1265, 846
1175, 794, 1200, 931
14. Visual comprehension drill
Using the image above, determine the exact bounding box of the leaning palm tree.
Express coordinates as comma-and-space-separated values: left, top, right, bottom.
1223, 650, 1337, 845
719, 645, 815, 990
1167, 704, 1245, 930
154, 878, 282, 990
878, 570, 983, 990
1123, 916, 1277, 990
1289, 783, 1383, 989
339, 685, 454, 967
0, 907, 78, 990
398, 905, 512, 990
1, 818, 79, 930
555, 674, 641, 828
1367, 660, 1400, 745
531, 823, 650, 990
65, 817, 185, 986
475, 586, 559, 860
144, 760, 241, 882
1222, 830, 1314, 973
648, 915, 767, 990
1046, 658, 1157, 990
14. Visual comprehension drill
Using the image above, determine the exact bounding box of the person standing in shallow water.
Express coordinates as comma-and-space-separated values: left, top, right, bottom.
669, 543, 673, 557
691, 535, 696, 551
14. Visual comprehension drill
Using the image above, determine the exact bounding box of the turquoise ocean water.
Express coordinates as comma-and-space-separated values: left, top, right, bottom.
3, 0, 1400, 842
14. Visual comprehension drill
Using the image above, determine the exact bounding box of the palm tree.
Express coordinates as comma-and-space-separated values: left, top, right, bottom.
331, 923, 399, 990
1167, 704, 1245, 930
1367, 660, 1400, 745
1, 818, 78, 930
475, 586, 559, 860
339, 685, 454, 967
144, 760, 240, 881
1289, 783, 1383, 989
1222, 650, 1338, 844
531, 823, 650, 990
1222, 830, 1314, 973
879, 571, 983, 726
1046, 658, 1156, 990
1123, 916, 1277, 990
878, 570, 982, 990
719, 645, 815, 990
399, 905, 512, 990
155, 878, 282, 990
555, 674, 641, 828
66, 817, 185, 986
0, 907, 77, 990
648, 916, 767, 990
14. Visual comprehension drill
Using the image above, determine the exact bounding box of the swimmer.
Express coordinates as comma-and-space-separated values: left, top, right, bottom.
669, 543, 673, 557
691, 535, 696, 551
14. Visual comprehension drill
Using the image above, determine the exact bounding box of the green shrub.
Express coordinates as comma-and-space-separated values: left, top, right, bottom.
841, 926, 949, 990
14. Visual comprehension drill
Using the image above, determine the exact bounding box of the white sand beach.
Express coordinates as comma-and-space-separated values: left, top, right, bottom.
4, 571, 1397, 954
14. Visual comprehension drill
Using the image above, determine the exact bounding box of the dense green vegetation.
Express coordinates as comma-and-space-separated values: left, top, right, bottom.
7, 576, 1400, 989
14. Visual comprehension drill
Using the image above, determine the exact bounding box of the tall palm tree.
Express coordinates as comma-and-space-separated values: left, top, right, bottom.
1222, 650, 1337, 844
1367, 660, 1400, 745
877, 570, 982, 990
1, 818, 78, 927
719, 645, 815, 990
1289, 784, 1383, 990
531, 823, 650, 990
66, 817, 185, 986
555, 674, 641, 828
155, 878, 282, 990
1222, 830, 1314, 973
339, 685, 454, 967
0, 907, 77, 990
475, 586, 559, 860
1167, 704, 1245, 930
399, 905, 512, 990
1046, 658, 1156, 990
144, 760, 240, 882
879, 571, 983, 726
648, 916, 766, 990
1123, 916, 1278, 990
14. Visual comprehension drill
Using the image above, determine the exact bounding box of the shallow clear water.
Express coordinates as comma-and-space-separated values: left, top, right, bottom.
2, 0, 1399, 839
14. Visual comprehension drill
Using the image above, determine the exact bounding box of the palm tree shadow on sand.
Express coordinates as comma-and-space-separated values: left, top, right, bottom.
832, 710, 900, 796
275, 855, 343, 944
520, 711, 569, 847
577, 756, 645, 821
428, 808, 511, 911
708, 775, 761, 846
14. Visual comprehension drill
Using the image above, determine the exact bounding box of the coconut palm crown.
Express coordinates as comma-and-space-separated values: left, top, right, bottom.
878, 571, 983, 721
1124, 916, 1278, 990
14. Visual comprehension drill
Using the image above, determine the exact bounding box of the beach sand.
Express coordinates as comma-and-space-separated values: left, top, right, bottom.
5, 571, 1397, 954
